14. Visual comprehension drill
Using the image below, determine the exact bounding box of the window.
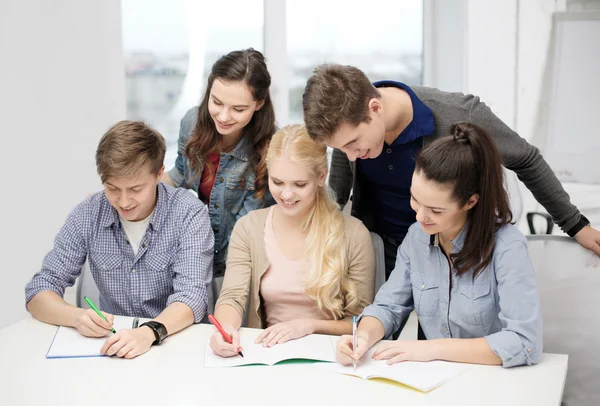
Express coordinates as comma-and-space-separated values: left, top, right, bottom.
122, 1, 423, 166
122, 0, 264, 168
285, 0, 423, 123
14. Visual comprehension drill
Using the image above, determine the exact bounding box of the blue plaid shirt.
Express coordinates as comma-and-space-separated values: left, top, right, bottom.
25, 183, 214, 322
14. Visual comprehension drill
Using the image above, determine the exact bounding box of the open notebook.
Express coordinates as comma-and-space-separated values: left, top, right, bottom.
46, 315, 148, 359
318, 337, 472, 392
204, 327, 337, 367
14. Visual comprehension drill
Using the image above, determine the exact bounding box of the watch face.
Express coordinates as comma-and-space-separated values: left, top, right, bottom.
156, 324, 168, 341
143, 321, 168, 343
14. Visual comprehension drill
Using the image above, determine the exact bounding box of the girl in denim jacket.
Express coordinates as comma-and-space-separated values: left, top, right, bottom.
163, 49, 276, 277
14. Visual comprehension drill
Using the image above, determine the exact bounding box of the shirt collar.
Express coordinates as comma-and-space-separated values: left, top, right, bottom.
429, 222, 470, 253
99, 183, 167, 231
373, 80, 435, 145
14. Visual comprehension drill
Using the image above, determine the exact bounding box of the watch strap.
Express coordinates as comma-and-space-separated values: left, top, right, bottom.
139, 321, 168, 345
567, 214, 590, 238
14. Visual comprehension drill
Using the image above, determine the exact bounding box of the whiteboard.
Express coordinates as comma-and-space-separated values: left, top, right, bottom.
545, 12, 600, 184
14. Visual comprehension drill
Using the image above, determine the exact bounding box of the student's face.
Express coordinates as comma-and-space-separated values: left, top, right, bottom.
268, 157, 326, 219
409, 171, 478, 236
208, 78, 264, 138
327, 99, 386, 161
104, 164, 164, 222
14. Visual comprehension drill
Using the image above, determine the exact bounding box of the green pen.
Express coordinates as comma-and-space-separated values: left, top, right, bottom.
83, 296, 116, 334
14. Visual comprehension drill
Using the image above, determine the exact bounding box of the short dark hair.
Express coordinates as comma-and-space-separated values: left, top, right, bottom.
302, 64, 379, 142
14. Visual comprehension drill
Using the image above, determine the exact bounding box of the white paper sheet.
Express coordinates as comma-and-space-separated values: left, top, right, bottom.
318, 337, 471, 391
204, 327, 337, 367
46, 316, 147, 358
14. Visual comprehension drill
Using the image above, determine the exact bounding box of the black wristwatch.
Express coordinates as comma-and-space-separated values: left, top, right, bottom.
140, 321, 168, 345
567, 214, 590, 238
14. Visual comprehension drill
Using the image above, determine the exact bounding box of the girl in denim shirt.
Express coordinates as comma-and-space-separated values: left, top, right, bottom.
162, 49, 276, 277
336, 122, 543, 368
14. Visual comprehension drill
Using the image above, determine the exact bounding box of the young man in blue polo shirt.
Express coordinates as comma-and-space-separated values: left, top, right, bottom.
25, 121, 214, 359
303, 64, 599, 279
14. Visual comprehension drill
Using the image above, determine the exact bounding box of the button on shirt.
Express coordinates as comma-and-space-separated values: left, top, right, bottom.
25, 183, 214, 322
360, 222, 543, 368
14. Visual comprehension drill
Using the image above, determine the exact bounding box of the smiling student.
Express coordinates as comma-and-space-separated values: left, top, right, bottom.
26, 121, 214, 359
303, 63, 599, 279
336, 122, 542, 368
209, 124, 375, 357
162, 48, 276, 278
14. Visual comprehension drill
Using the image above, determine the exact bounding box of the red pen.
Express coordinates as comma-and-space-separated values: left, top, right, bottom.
208, 314, 244, 357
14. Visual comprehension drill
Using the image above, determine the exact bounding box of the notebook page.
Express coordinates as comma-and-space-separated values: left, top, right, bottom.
319, 337, 471, 391
204, 328, 337, 368
46, 316, 145, 358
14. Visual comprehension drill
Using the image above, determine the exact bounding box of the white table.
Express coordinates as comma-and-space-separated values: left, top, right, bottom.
0, 317, 568, 406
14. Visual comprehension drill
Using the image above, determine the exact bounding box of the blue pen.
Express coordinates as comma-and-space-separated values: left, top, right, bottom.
352, 316, 357, 371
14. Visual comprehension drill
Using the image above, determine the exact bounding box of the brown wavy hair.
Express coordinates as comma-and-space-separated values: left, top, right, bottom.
415, 122, 513, 278
185, 48, 275, 200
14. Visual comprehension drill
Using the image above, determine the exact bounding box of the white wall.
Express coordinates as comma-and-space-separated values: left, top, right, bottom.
426, 0, 592, 233
0, 0, 126, 328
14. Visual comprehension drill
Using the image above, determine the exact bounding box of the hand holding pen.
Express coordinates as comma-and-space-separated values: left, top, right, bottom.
335, 320, 369, 367
208, 314, 244, 358
73, 296, 116, 337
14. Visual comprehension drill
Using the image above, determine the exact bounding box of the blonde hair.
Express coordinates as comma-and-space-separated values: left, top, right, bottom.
266, 124, 361, 319
96, 120, 166, 183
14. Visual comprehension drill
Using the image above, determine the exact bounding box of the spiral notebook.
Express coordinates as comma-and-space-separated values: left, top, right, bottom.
46, 315, 148, 359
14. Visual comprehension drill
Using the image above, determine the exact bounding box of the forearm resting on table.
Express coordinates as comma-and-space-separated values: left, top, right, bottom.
153, 302, 195, 335
432, 337, 502, 365
214, 304, 243, 329
27, 291, 84, 327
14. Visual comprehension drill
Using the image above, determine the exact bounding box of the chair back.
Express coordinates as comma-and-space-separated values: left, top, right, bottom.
526, 235, 600, 406
370, 232, 386, 295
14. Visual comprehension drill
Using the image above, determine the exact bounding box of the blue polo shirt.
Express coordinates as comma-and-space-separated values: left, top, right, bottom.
357, 81, 435, 244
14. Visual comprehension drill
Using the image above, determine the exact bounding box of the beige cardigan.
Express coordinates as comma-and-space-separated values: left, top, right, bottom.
215, 207, 376, 328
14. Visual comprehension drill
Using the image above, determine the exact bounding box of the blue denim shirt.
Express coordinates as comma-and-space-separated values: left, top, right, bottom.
361, 222, 543, 368
168, 107, 275, 276
25, 183, 214, 322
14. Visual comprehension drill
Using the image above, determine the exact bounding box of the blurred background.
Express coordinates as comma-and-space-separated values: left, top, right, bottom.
1, 0, 599, 328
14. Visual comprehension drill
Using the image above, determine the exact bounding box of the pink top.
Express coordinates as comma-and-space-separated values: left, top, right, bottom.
260, 207, 329, 327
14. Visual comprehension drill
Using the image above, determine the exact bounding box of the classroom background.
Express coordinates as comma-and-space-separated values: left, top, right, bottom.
2, 0, 599, 331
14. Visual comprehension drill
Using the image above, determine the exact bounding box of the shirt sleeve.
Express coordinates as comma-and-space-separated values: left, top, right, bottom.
169, 108, 197, 189
468, 96, 580, 234
328, 148, 353, 208
484, 234, 543, 367
359, 229, 415, 338
25, 201, 89, 303
166, 203, 214, 323
215, 217, 253, 320
344, 219, 376, 317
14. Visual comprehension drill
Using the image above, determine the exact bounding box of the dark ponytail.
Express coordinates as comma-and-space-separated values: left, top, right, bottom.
415, 122, 513, 277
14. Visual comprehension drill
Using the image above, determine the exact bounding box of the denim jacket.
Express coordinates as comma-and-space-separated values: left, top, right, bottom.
168, 107, 275, 276
361, 222, 543, 368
